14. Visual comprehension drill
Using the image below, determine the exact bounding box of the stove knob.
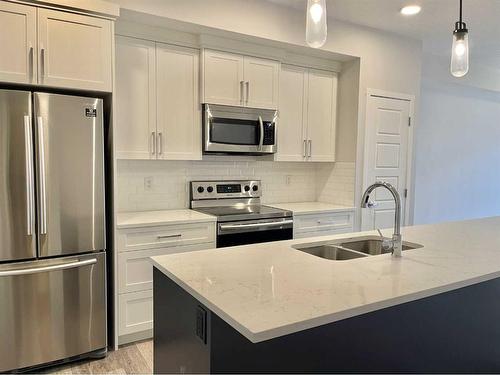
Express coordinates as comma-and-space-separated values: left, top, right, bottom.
244, 185, 250, 192
207, 186, 214, 193
252, 185, 259, 192
197, 186, 204, 193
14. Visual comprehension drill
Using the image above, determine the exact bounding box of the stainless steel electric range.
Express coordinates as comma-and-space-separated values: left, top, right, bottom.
190, 180, 293, 248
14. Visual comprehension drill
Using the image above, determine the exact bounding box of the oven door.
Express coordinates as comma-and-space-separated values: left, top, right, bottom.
204, 104, 277, 154
217, 218, 293, 248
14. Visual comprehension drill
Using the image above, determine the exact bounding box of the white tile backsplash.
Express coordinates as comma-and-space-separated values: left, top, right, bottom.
316, 162, 356, 206
116, 159, 355, 212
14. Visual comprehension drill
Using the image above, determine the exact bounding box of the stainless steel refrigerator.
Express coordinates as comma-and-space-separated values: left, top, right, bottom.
0, 90, 107, 372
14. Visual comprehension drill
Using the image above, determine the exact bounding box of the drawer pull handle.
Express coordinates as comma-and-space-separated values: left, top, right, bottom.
157, 234, 182, 240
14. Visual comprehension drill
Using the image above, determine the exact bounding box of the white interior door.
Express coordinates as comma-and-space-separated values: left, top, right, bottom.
362, 95, 411, 231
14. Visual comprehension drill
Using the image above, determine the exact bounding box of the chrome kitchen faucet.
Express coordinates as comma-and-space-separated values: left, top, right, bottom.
361, 182, 403, 257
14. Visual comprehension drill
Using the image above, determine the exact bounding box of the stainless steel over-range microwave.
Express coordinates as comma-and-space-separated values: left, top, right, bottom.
203, 104, 278, 155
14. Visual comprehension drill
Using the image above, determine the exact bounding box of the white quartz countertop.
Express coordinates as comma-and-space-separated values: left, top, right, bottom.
267, 202, 354, 215
116, 209, 216, 229
151, 216, 500, 343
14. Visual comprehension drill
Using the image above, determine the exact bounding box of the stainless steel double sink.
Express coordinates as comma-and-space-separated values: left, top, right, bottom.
292, 236, 423, 261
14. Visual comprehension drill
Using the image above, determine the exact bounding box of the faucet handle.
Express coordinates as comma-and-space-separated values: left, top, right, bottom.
377, 228, 394, 253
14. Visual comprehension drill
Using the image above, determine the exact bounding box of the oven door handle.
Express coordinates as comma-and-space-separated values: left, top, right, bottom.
258, 115, 264, 151
219, 219, 293, 231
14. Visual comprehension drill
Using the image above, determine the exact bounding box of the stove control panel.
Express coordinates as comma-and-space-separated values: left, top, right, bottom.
191, 180, 261, 200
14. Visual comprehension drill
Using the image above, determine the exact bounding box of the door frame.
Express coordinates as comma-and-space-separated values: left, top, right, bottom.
361, 88, 415, 230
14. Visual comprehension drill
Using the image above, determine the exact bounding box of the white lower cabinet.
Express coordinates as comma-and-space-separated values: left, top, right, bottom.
118, 290, 153, 339
294, 211, 354, 239
117, 221, 216, 344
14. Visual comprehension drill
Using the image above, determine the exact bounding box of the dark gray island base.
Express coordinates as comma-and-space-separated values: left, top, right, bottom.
153, 269, 500, 373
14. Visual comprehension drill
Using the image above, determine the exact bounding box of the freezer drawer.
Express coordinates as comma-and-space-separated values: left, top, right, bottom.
0, 253, 106, 372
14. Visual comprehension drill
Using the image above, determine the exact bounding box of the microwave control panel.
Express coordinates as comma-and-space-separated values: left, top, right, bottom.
263, 122, 275, 145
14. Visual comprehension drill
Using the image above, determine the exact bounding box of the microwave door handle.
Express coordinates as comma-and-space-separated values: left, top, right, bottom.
258, 116, 264, 151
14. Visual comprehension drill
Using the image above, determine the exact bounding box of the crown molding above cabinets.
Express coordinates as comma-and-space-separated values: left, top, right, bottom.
115, 19, 343, 73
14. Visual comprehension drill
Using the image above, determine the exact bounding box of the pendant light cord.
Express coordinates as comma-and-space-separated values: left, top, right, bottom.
459, 0, 463, 24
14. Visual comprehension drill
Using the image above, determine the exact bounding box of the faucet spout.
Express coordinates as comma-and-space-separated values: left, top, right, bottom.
361, 182, 402, 256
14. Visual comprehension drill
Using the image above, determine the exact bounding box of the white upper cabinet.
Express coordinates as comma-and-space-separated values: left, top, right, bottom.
243, 56, 279, 109
156, 43, 201, 160
0, 2, 37, 84
276, 65, 337, 162
276, 65, 308, 161
202, 49, 279, 109
0, 2, 113, 91
115, 36, 156, 160
38, 8, 112, 91
306, 69, 337, 162
115, 37, 202, 161
202, 50, 243, 106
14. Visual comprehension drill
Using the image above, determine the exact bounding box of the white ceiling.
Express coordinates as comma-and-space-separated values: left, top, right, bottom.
268, 0, 500, 69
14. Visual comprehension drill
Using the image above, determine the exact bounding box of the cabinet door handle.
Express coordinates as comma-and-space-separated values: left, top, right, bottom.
40, 47, 46, 81
308, 140, 312, 158
240, 81, 244, 104
303, 139, 307, 158
157, 132, 163, 156
28, 46, 34, 82
151, 132, 156, 156
245, 81, 249, 104
157, 234, 181, 240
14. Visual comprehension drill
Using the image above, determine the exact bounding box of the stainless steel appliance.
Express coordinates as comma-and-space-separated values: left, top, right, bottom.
203, 104, 278, 155
190, 180, 292, 248
0, 90, 106, 372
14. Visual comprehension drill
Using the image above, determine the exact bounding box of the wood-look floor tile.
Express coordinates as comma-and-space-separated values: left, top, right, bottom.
44, 340, 153, 375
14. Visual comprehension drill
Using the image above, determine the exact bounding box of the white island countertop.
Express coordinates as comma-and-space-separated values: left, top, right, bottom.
116, 209, 216, 229
151, 216, 500, 343
267, 202, 354, 215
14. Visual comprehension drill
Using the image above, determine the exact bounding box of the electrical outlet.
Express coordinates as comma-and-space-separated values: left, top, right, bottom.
286, 175, 292, 185
144, 176, 154, 191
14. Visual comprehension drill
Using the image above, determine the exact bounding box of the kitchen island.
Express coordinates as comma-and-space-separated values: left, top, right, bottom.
151, 217, 500, 373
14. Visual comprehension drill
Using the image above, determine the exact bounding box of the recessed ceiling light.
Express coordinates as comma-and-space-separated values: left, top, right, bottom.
400, 5, 421, 16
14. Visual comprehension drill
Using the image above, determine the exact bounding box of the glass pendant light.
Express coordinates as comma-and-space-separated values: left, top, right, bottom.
451, 0, 469, 77
306, 0, 327, 48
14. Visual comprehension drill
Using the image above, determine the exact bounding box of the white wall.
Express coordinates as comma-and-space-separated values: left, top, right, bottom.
414, 74, 500, 224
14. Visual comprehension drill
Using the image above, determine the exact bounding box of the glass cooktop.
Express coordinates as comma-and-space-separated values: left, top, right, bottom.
193, 205, 291, 222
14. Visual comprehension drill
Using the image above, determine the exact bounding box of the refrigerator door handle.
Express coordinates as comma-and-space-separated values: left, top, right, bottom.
0, 258, 97, 277
37, 116, 48, 235
24, 115, 35, 236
